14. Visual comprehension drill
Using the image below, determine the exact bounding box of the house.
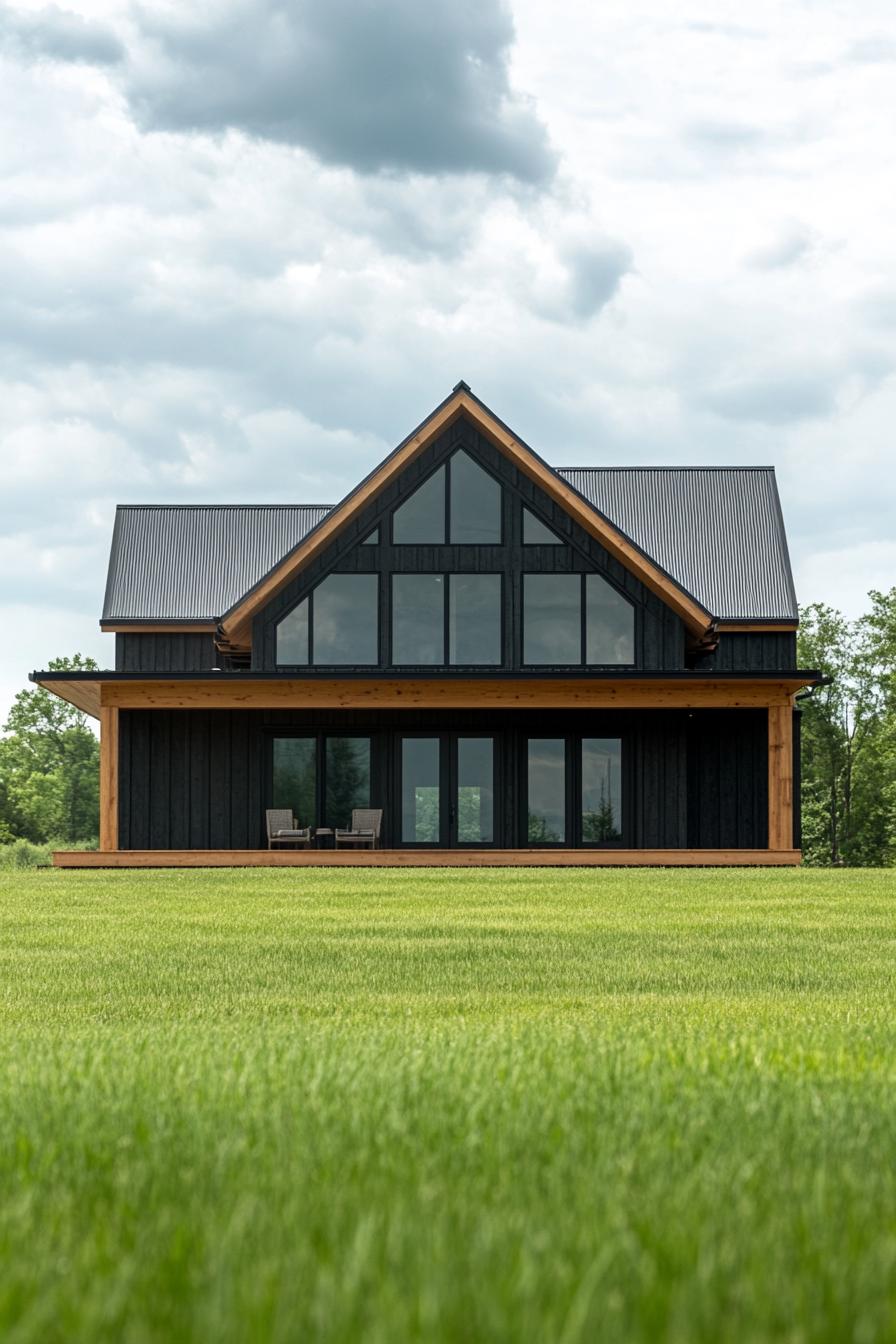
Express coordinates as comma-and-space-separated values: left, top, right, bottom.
35, 384, 821, 867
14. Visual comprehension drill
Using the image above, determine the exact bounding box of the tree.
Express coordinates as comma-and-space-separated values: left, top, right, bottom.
0, 655, 100, 844
798, 592, 896, 867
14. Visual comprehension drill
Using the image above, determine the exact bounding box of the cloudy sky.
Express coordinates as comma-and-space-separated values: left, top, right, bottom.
2, 0, 895, 717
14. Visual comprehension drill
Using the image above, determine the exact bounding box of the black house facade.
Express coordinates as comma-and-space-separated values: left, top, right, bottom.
35, 385, 820, 866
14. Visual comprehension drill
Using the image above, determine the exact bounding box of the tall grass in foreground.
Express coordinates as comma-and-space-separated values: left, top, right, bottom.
0, 867, 894, 1343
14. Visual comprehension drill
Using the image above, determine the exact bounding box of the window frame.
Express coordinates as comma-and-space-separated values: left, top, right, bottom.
390, 450, 505, 547
521, 571, 636, 668
519, 734, 627, 848
269, 732, 375, 831
390, 572, 505, 668
275, 573, 380, 668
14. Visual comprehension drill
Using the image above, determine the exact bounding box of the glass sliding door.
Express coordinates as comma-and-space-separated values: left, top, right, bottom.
324, 737, 371, 829
272, 737, 317, 829
581, 738, 622, 843
398, 734, 499, 847
455, 737, 495, 845
526, 738, 566, 844
401, 737, 442, 844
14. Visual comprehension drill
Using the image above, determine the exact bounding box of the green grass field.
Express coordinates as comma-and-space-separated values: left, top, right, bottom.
1, 867, 894, 1343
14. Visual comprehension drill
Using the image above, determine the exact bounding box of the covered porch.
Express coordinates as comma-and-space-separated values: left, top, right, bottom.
34, 671, 810, 868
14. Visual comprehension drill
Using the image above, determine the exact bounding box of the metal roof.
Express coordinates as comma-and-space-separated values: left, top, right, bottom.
556, 467, 798, 621
102, 505, 331, 622
102, 468, 798, 625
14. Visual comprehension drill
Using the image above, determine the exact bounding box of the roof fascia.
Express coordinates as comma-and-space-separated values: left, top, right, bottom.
219, 388, 714, 646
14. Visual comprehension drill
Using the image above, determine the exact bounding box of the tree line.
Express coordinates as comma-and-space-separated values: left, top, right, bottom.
1, 591, 895, 863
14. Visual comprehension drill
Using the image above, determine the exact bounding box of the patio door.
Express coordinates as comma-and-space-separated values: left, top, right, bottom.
398, 734, 497, 847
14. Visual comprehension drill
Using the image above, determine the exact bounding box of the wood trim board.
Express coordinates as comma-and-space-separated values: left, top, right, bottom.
99, 705, 119, 851
54, 848, 803, 868
97, 677, 809, 711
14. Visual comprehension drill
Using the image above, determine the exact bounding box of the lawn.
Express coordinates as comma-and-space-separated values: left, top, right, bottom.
1, 867, 894, 1343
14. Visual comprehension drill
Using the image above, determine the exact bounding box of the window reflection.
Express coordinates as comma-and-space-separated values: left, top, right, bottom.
450, 451, 501, 543
392, 575, 444, 664
523, 574, 581, 664
581, 738, 622, 842
527, 738, 566, 843
586, 575, 634, 664
313, 574, 378, 664
449, 574, 501, 664
392, 467, 446, 543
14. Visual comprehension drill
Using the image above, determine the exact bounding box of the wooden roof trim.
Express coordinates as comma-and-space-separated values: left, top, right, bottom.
100, 623, 218, 634
35, 678, 101, 719
219, 390, 714, 647
716, 622, 798, 634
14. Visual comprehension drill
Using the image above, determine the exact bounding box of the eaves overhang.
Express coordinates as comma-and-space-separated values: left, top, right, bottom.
32, 668, 825, 720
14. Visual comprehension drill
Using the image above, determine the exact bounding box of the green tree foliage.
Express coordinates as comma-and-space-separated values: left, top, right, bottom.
0, 655, 100, 844
798, 590, 896, 866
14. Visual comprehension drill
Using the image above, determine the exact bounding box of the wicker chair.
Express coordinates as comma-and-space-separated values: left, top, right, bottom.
335, 808, 383, 849
266, 809, 312, 849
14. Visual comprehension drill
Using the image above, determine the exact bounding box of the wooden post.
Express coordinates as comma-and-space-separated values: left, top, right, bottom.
99, 705, 119, 851
768, 704, 793, 851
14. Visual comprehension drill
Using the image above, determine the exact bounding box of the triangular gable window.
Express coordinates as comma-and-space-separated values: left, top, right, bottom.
361, 527, 379, 545
391, 451, 502, 544
523, 508, 562, 544
393, 466, 446, 543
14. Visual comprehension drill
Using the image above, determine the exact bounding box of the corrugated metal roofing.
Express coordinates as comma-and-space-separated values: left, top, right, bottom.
557, 467, 798, 621
102, 505, 331, 622
102, 468, 798, 624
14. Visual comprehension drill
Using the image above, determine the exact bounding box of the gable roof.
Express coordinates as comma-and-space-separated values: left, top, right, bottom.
101, 387, 799, 635
560, 467, 797, 622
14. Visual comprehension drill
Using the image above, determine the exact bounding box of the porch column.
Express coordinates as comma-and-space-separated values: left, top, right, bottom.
99, 705, 119, 851
767, 703, 793, 851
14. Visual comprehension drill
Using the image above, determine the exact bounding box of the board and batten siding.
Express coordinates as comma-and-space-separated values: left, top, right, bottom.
116, 706, 778, 852
115, 633, 219, 673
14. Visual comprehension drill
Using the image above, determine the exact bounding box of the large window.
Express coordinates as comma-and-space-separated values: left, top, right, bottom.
523, 572, 634, 666
581, 738, 622, 842
449, 451, 501, 542
272, 736, 371, 830
391, 574, 501, 665
392, 451, 502, 545
401, 737, 440, 843
276, 574, 378, 666
325, 737, 371, 828
276, 598, 309, 665
272, 737, 316, 827
392, 467, 446, 544
526, 738, 566, 843
586, 575, 635, 664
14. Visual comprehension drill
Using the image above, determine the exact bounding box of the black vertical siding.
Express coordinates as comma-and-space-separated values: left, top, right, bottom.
696, 632, 797, 672
118, 707, 774, 852
116, 633, 219, 672
119, 710, 262, 849
686, 710, 768, 848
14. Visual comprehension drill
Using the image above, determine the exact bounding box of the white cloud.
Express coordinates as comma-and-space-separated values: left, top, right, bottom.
1, 0, 896, 717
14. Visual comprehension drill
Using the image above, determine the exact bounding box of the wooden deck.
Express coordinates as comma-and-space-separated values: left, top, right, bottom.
53, 848, 802, 869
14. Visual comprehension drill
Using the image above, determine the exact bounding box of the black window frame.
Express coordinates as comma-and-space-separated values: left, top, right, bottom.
520, 734, 627, 848
389, 572, 504, 669
275, 573, 380, 669
268, 731, 376, 830
390, 450, 504, 547
521, 572, 636, 669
